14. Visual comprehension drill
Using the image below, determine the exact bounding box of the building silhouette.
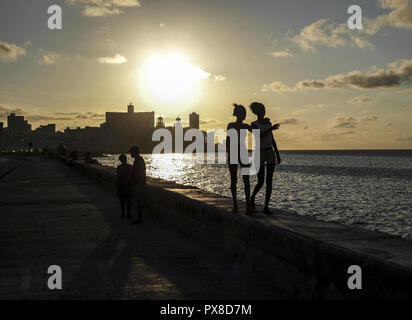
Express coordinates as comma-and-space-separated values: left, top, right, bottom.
189, 112, 199, 129
156, 116, 165, 128
7, 113, 31, 135
0, 102, 205, 154
105, 102, 155, 153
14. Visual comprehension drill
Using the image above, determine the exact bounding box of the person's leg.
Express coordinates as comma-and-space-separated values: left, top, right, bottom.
251, 164, 265, 210
119, 195, 125, 217
132, 187, 144, 224
263, 163, 275, 214
229, 165, 239, 213
125, 195, 131, 217
242, 174, 251, 214
127, 188, 134, 220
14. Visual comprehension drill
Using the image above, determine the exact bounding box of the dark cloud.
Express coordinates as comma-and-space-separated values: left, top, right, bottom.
26, 115, 72, 122
297, 58, 412, 90
0, 41, 26, 61
199, 119, 217, 125
332, 116, 358, 129
278, 118, 301, 125
0, 105, 23, 118
54, 112, 80, 115
90, 113, 105, 118
361, 115, 379, 122
297, 80, 325, 89
322, 131, 357, 139
348, 96, 377, 104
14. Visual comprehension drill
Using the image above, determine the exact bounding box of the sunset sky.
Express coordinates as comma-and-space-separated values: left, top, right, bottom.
0, 0, 411, 149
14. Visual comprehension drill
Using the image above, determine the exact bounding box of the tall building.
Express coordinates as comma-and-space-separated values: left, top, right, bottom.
105, 103, 155, 153
34, 124, 56, 136
156, 116, 165, 128
189, 112, 199, 129
7, 113, 31, 135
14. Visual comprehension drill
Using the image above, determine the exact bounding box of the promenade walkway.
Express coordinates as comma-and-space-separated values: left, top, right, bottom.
0, 156, 279, 299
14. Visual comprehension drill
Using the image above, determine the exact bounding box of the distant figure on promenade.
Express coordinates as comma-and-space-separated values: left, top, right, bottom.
116, 154, 132, 219
249, 102, 281, 215
69, 150, 78, 164
227, 103, 251, 214
85, 152, 99, 164
130, 146, 146, 225
57, 144, 67, 157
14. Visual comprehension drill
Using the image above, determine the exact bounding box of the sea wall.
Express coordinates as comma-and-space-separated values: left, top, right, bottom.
61, 157, 412, 299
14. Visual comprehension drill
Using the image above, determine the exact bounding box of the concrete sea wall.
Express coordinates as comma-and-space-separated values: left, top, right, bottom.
62, 157, 412, 299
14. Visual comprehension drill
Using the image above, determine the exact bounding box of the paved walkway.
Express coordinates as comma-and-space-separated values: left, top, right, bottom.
0, 155, 279, 299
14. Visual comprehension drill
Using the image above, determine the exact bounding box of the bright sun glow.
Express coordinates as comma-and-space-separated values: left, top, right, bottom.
139, 53, 210, 103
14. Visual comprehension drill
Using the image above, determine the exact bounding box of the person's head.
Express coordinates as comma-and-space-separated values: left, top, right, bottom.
232, 103, 246, 121
119, 154, 127, 164
250, 102, 266, 119
130, 146, 140, 158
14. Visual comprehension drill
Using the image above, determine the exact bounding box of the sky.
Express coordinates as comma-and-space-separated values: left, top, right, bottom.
0, 0, 411, 149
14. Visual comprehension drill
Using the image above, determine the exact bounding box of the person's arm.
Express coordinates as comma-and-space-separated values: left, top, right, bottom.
261, 123, 280, 136
248, 122, 280, 136
272, 134, 281, 164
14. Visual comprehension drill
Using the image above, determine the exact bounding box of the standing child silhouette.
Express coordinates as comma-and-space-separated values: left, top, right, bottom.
227, 104, 251, 214
249, 102, 281, 214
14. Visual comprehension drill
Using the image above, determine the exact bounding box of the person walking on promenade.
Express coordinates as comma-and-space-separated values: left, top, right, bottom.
249, 102, 281, 215
130, 146, 146, 225
227, 103, 252, 214
116, 154, 132, 219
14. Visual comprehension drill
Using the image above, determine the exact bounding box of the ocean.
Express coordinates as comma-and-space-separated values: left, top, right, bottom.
96, 150, 412, 239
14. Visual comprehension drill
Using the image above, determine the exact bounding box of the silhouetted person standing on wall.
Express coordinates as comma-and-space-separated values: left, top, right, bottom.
130, 146, 146, 225
250, 102, 281, 215
227, 103, 251, 214
116, 154, 132, 219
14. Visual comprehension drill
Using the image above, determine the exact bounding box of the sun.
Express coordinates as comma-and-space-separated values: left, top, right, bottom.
139, 52, 210, 103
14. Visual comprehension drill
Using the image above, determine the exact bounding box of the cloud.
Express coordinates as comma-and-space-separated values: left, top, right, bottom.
398, 136, 412, 142
270, 49, 294, 58
293, 104, 327, 115
199, 119, 217, 125
348, 96, 377, 104
0, 105, 23, 118
364, 0, 412, 34
332, 116, 358, 129
66, 0, 141, 17
361, 115, 379, 122
75, 113, 105, 119
297, 80, 325, 89
291, 0, 412, 52
261, 81, 296, 92
97, 54, 127, 64
404, 105, 412, 110
26, 115, 72, 122
39, 51, 60, 65
278, 118, 301, 125
54, 112, 80, 115
0, 41, 26, 61
291, 19, 373, 51
296, 58, 412, 90
322, 131, 357, 139
213, 75, 226, 81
